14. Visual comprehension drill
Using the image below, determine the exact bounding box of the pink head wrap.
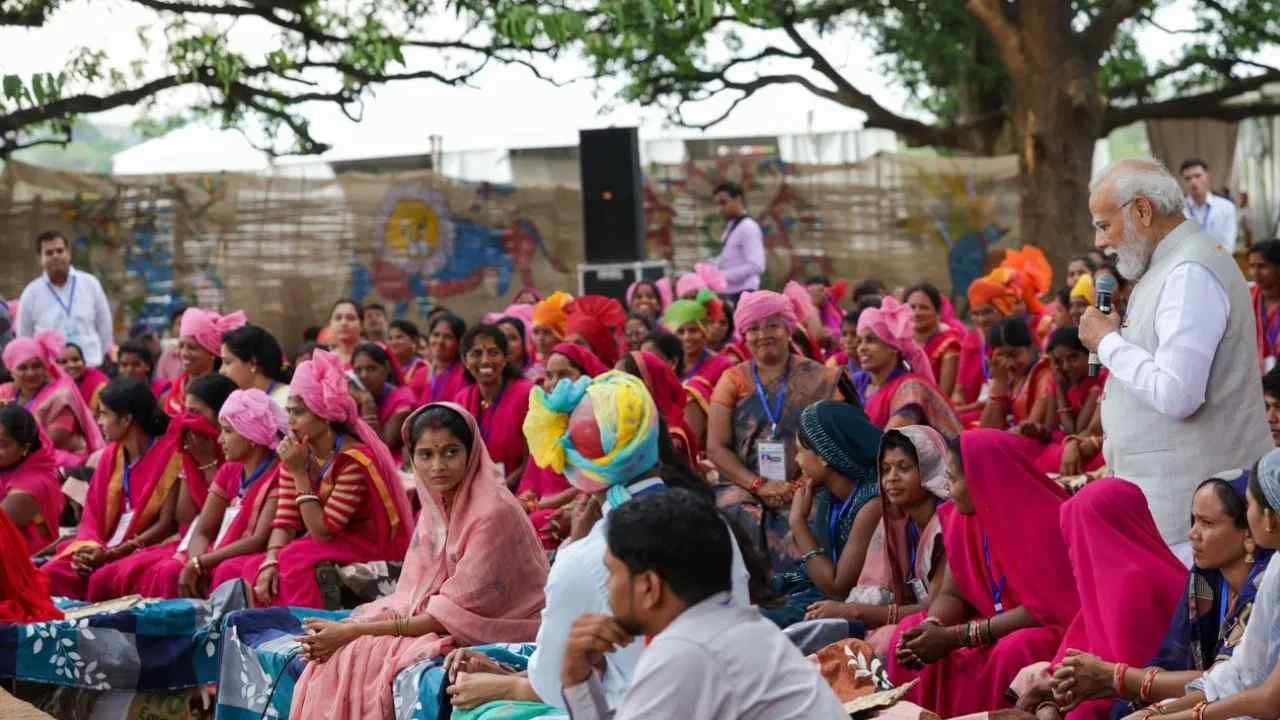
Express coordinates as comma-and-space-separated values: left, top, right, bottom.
180, 308, 248, 356
857, 296, 937, 385
676, 262, 727, 299
3, 331, 67, 379
219, 389, 288, 450
733, 290, 797, 341
782, 280, 819, 324
290, 349, 412, 520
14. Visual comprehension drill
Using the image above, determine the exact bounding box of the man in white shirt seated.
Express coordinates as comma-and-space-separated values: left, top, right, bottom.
561, 489, 846, 720
1180, 158, 1239, 254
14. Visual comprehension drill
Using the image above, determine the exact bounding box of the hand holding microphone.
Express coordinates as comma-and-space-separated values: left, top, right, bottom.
1087, 274, 1119, 377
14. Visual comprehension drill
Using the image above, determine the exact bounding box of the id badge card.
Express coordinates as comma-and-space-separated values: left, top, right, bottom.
495, 462, 506, 479
1268, 356, 1277, 373
909, 578, 930, 605
106, 510, 134, 548
757, 442, 787, 483
213, 503, 242, 548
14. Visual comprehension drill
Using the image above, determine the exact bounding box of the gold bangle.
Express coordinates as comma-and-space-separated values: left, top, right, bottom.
197, 459, 218, 471
296, 494, 321, 507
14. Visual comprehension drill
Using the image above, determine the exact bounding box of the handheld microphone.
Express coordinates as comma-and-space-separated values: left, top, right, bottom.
1089, 274, 1118, 377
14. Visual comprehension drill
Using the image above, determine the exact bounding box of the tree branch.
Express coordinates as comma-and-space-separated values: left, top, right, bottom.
964, 0, 1026, 76
1104, 69, 1280, 131
1081, 0, 1151, 61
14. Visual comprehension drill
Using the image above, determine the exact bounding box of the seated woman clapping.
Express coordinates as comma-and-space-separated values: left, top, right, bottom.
287, 403, 549, 720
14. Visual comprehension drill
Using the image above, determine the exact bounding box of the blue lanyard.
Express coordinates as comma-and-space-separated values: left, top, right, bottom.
1219, 576, 1232, 629
846, 359, 857, 380
264, 380, 279, 397
981, 534, 1008, 613
240, 456, 276, 496
907, 519, 921, 579
122, 438, 157, 509
980, 340, 991, 381
44, 274, 77, 318
827, 491, 858, 562
683, 351, 712, 382
1194, 202, 1211, 227
752, 359, 790, 435
478, 380, 508, 443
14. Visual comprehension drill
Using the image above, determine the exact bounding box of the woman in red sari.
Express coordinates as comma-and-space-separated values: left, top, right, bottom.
60, 342, 108, 413
386, 320, 430, 400
423, 313, 469, 404
1, 331, 103, 468
707, 298, 748, 365
980, 317, 1056, 433
42, 378, 183, 600
1036, 328, 1107, 475
139, 388, 286, 599
0, 510, 62, 624
326, 299, 363, 370
0, 406, 64, 554
453, 325, 535, 489
955, 273, 1018, 412
350, 343, 417, 460
515, 342, 605, 549
117, 340, 168, 400
163, 307, 247, 417
287, 403, 548, 720
855, 297, 962, 441
626, 279, 665, 321
530, 291, 573, 366
663, 290, 737, 435
87, 374, 238, 600
243, 349, 413, 609
906, 284, 962, 400
621, 350, 700, 467
888, 430, 1079, 717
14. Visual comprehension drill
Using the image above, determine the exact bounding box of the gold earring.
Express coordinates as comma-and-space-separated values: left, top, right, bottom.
1245, 537, 1257, 565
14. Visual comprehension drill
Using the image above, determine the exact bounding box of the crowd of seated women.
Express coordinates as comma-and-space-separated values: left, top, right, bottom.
8, 241, 1280, 719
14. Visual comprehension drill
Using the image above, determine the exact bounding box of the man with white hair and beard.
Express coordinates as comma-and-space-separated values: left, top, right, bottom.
1080, 158, 1272, 557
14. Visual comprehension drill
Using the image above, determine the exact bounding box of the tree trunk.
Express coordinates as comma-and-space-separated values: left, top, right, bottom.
1007, 9, 1106, 284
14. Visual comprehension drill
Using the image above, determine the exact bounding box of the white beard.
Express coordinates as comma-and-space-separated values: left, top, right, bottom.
1113, 221, 1154, 281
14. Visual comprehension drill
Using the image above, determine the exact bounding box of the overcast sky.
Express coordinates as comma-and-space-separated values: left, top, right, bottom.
2, 0, 1275, 158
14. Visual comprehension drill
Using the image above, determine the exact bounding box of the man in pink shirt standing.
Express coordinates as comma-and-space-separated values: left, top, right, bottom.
712, 183, 766, 301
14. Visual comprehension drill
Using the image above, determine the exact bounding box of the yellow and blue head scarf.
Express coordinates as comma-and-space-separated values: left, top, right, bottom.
523, 371, 659, 494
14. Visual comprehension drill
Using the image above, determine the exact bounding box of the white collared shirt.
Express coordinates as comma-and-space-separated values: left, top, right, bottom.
1098, 262, 1229, 419
1184, 193, 1239, 254
563, 592, 847, 720
17, 267, 113, 367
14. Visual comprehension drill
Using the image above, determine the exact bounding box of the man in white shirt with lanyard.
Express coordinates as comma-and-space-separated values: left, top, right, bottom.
17, 230, 114, 368
1180, 158, 1239, 254
712, 182, 766, 302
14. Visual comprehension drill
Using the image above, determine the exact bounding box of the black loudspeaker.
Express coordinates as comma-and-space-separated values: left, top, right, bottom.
579, 261, 669, 299
579, 127, 644, 263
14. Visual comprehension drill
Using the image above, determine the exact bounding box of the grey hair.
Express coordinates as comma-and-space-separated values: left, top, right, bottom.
1090, 159, 1185, 216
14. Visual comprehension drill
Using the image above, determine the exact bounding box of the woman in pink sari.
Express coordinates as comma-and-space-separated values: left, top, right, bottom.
288, 403, 549, 720
60, 343, 109, 413
41, 378, 184, 599
887, 430, 1079, 717
453, 325, 535, 488
855, 297, 962, 441
980, 317, 1056, 433
906, 284, 962, 400
350, 343, 417, 459
163, 307, 247, 417
515, 343, 605, 549
807, 276, 850, 339
1013, 479, 1187, 720
663, 290, 737, 435
530, 291, 573, 366
386, 320, 430, 400
423, 313, 469, 404
137, 388, 287, 599
86, 374, 238, 600
0, 406, 65, 554
243, 349, 413, 609
621, 350, 700, 468
565, 295, 627, 368
1, 331, 103, 467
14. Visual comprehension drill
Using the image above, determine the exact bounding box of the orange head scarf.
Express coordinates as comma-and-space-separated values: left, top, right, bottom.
998, 246, 1053, 315
532, 291, 574, 339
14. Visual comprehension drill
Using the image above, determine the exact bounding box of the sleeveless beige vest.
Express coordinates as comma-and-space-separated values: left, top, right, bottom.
1101, 221, 1272, 543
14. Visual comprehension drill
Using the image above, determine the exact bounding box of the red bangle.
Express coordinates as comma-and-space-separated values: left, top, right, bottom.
1191, 701, 1208, 720
1113, 663, 1129, 699
988, 394, 1011, 403
1140, 668, 1160, 703
749, 476, 766, 493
